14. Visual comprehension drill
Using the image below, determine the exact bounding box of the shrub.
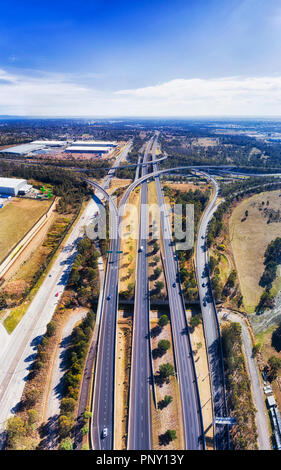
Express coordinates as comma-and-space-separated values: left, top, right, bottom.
158, 315, 169, 328
60, 437, 73, 450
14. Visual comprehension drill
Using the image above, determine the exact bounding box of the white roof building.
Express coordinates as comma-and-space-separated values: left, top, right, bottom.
65, 146, 112, 153
71, 140, 117, 147
0, 177, 28, 196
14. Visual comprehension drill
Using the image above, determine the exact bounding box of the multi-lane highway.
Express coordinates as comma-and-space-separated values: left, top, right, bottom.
151, 139, 205, 449
127, 139, 153, 450
0, 141, 131, 448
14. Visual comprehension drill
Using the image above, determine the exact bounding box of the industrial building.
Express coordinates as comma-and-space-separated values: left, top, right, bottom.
65, 140, 117, 155
0, 177, 32, 196
71, 140, 117, 147
0, 139, 118, 156
64, 145, 113, 155
0, 140, 68, 155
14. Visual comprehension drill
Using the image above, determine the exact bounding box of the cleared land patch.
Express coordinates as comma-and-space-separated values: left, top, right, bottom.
229, 190, 281, 312
0, 198, 52, 264
150, 312, 184, 450
119, 188, 140, 296
115, 313, 132, 449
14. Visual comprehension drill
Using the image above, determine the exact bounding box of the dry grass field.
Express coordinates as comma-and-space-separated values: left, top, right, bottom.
229, 190, 281, 312
115, 315, 132, 450
0, 198, 52, 264
119, 189, 140, 293
150, 314, 184, 450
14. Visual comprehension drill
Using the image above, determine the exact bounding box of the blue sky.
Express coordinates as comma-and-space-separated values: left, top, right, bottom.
1, 0, 281, 116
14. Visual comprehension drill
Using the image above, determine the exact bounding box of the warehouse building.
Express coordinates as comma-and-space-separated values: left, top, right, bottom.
71, 140, 117, 147
64, 145, 113, 155
0, 177, 32, 196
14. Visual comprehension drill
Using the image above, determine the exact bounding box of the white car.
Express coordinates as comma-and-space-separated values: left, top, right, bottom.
102, 428, 108, 438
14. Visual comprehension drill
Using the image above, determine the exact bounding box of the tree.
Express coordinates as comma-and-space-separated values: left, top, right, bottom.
158, 395, 173, 409
60, 437, 73, 450
83, 410, 92, 420
153, 267, 162, 279
154, 280, 164, 293
159, 429, 177, 445
166, 429, 177, 441
158, 314, 169, 328
27, 409, 39, 426
268, 356, 281, 381
82, 425, 89, 436
272, 323, 281, 352
6, 416, 26, 440
158, 363, 174, 381
189, 314, 201, 330
61, 397, 76, 414
252, 343, 261, 357
46, 321, 56, 337
58, 415, 74, 438
24, 388, 40, 409
158, 340, 171, 355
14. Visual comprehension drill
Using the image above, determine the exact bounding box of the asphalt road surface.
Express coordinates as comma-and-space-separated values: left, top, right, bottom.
195, 173, 228, 449
127, 139, 153, 450
219, 310, 271, 450
151, 140, 204, 450
0, 141, 131, 448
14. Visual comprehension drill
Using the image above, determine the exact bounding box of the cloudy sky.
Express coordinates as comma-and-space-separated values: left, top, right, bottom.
1, 0, 281, 116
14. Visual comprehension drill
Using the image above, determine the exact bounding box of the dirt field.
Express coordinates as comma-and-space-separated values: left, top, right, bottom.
1, 207, 58, 284
0, 198, 52, 264
119, 189, 140, 293
229, 190, 281, 313
193, 137, 218, 147
150, 314, 184, 450
165, 182, 208, 192
115, 314, 132, 450
108, 178, 131, 195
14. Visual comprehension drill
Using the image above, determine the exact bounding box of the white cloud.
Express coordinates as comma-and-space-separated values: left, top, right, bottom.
115, 76, 281, 115
0, 69, 281, 116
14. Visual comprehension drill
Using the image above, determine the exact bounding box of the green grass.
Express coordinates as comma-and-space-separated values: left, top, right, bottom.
2, 203, 85, 334
4, 303, 29, 334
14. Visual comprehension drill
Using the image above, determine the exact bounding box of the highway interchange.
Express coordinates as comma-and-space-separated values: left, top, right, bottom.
90, 137, 229, 450
1, 134, 273, 451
